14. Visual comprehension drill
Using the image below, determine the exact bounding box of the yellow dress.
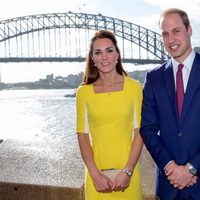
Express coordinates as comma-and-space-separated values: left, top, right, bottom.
76, 76, 143, 200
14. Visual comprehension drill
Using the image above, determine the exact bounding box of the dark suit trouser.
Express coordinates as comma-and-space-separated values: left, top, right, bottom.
175, 190, 195, 200
158, 190, 195, 200
156, 191, 194, 200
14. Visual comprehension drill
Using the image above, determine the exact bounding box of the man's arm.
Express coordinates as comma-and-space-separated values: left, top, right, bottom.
140, 72, 172, 171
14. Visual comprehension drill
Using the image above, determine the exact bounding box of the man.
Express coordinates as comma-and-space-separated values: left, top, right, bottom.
140, 8, 200, 200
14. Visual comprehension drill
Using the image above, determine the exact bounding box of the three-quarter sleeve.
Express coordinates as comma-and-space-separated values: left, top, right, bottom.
133, 82, 143, 129
76, 86, 89, 134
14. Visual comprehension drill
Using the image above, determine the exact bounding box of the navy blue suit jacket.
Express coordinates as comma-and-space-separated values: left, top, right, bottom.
140, 52, 200, 200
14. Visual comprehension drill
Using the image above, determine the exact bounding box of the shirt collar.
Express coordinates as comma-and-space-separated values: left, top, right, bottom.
172, 50, 196, 71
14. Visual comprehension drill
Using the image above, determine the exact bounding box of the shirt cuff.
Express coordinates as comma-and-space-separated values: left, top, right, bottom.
164, 160, 175, 171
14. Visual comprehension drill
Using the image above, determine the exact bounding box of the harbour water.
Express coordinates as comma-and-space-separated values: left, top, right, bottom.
0, 89, 76, 142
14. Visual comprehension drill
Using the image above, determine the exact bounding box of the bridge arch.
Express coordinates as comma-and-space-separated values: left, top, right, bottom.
0, 12, 168, 63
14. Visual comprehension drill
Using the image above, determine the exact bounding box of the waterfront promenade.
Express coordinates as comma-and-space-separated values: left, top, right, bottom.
0, 139, 155, 200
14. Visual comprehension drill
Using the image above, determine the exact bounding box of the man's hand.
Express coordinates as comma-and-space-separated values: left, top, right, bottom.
165, 161, 198, 189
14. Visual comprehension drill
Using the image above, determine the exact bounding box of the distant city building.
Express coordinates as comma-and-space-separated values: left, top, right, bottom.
0, 70, 146, 90
46, 74, 54, 81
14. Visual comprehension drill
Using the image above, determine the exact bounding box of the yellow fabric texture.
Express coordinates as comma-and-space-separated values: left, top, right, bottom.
76, 76, 143, 200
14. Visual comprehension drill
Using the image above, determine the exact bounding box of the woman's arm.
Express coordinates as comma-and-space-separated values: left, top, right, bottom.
78, 133, 99, 178
78, 133, 113, 192
124, 128, 143, 170
112, 128, 143, 191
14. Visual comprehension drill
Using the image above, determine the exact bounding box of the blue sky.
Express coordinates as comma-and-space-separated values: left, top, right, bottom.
0, 0, 200, 82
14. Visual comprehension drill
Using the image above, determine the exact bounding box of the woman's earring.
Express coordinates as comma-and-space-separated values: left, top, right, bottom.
94, 63, 97, 67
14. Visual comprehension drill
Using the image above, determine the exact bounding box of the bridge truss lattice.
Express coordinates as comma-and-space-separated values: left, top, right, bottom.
0, 12, 169, 63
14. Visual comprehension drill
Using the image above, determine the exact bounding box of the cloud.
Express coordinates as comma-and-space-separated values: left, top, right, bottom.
129, 14, 159, 33
143, 0, 200, 21
0, 0, 93, 20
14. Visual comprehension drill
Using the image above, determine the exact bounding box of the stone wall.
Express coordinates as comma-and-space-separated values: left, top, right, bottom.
0, 139, 156, 200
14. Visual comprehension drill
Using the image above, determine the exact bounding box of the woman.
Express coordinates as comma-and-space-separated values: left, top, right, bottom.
76, 30, 143, 200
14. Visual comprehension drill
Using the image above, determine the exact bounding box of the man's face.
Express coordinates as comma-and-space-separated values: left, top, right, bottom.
160, 13, 192, 63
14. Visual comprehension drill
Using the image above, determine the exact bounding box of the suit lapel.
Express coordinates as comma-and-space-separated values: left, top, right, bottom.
181, 53, 200, 124
163, 60, 179, 122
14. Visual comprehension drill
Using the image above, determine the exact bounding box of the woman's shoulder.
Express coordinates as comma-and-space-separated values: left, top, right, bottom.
125, 76, 142, 89
76, 84, 92, 95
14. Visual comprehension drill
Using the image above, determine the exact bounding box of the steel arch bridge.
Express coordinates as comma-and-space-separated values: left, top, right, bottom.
0, 12, 169, 64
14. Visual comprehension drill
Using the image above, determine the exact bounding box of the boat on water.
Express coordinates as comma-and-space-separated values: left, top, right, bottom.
64, 89, 76, 97
64, 93, 76, 97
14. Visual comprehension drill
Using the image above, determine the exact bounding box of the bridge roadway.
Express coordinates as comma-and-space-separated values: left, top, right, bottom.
0, 57, 164, 64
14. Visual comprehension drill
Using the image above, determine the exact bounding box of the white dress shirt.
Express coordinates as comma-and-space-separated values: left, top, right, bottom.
172, 50, 196, 92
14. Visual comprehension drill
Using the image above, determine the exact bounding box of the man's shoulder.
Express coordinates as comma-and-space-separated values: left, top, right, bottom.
195, 51, 200, 60
147, 60, 171, 75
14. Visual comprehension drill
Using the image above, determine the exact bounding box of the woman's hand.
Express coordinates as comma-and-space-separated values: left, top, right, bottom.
111, 170, 131, 192
92, 172, 114, 193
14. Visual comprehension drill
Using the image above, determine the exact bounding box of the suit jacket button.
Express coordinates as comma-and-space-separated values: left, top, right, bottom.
178, 132, 183, 136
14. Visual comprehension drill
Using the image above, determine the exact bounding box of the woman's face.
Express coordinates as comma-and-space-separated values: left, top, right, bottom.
92, 38, 119, 74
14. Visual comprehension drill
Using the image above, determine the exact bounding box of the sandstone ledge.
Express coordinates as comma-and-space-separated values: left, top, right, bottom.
0, 139, 155, 200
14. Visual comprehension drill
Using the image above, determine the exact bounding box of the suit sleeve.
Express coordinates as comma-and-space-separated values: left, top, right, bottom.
189, 154, 200, 173
140, 72, 172, 171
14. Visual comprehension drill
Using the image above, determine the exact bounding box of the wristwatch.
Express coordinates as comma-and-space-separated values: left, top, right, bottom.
122, 169, 133, 177
187, 162, 197, 176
